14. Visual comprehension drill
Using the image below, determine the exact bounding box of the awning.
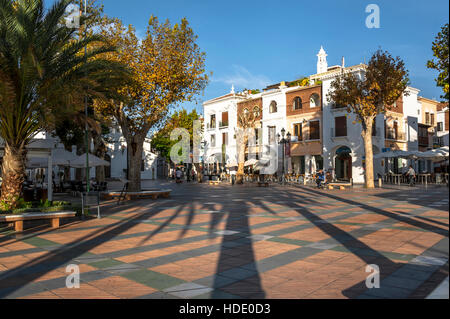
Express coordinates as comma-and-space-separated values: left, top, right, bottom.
70, 153, 110, 168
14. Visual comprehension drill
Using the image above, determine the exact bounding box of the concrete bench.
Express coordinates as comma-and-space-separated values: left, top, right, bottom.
0, 211, 77, 232
257, 182, 269, 187
101, 189, 171, 200
209, 180, 221, 185
327, 183, 352, 190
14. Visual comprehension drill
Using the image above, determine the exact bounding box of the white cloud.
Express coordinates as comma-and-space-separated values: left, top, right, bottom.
213, 65, 272, 90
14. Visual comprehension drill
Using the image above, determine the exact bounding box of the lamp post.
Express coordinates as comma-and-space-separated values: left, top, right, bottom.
83, 0, 90, 193
277, 128, 291, 185
201, 140, 207, 180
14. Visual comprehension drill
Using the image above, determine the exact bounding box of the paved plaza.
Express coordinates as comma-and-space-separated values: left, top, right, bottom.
0, 181, 448, 299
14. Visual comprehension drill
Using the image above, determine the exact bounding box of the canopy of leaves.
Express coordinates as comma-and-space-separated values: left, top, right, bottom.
94, 16, 209, 140
0, 0, 128, 148
328, 49, 409, 123
427, 23, 449, 102
151, 108, 200, 159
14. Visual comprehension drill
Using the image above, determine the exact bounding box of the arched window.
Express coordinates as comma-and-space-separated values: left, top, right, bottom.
253, 106, 260, 118
269, 101, 277, 113
293, 97, 302, 110
310, 93, 320, 108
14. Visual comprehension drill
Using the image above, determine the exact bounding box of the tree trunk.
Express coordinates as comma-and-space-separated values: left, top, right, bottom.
236, 133, 248, 184
193, 162, 203, 182
362, 118, 375, 188
126, 136, 144, 192
0, 144, 26, 209
236, 162, 245, 184
93, 134, 106, 182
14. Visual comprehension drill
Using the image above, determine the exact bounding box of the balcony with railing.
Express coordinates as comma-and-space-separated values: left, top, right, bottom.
219, 121, 228, 128
418, 136, 429, 147
330, 127, 347, 138
385, 131, 406, 142
207, 122, 216, 130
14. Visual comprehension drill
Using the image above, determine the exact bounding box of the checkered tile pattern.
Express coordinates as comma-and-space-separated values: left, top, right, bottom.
0, 183, 448, 299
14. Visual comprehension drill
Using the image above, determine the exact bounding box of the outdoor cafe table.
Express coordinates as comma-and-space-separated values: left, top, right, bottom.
418, 173, 431, 185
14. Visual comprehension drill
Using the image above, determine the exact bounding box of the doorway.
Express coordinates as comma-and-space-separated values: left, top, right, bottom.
335, 146, 352, 181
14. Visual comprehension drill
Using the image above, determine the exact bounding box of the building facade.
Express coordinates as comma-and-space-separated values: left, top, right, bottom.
202, 47, 445, 184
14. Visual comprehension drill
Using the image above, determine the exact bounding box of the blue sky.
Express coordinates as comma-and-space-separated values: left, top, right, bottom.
56, 0, 449, 113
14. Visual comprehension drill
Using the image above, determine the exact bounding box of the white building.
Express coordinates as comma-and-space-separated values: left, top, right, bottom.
202, 47, 444, 183
435, 103, 449, 147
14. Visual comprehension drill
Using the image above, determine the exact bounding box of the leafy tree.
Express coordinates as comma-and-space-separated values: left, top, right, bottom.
151, 108, 200, 159
0, 0, 127, 207
95, 16, 208, 191
328, 49, 409, 188
236, 104, 259, 184
427, 23, 449, 102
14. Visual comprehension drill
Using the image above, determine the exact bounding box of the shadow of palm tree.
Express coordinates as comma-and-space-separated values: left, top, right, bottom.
0, 198, 177, 298
278, 185, 448, 298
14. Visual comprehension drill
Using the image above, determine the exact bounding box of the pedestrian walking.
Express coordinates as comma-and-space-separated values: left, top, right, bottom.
406, 165, 416, 186
230, 166, 236, 185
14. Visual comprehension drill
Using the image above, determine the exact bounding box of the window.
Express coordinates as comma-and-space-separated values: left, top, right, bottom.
372, 118, 377, 136
255, 128, 260, 144
309, 121, 320, 140
222, 132, 228, 146
293, 97, 302, 110
220, 112, 228, 127
268, 126, 276, 144
253, 106, 260, 118
425, 112, 430, 124
269, 101, 277, 113
430, 113, 435, 126
141, 159, 145, 171
437, 122, 443, 131
293, 123, 302, 140
310, 93, 320, 108
210, 114, 216, 128
385, 120, 397, 139
393, 121, 398, 139
335, 116, 347, 137
211, 134, 216, 147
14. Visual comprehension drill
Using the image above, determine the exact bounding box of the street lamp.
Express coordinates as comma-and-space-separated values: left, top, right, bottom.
277, 128, 291, 185
83, 0, 90, 193
201, 140, 207, 178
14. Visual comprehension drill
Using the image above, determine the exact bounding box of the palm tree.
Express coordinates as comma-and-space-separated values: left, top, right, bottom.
0, 0, 127, 208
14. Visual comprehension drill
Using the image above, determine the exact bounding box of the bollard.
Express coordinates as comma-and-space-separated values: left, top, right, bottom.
378, 178, 382, 188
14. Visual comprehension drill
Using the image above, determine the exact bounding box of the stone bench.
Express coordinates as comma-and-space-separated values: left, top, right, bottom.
327, 183, 352, 190
0, 211, 77, 232
101, 189, 171, 200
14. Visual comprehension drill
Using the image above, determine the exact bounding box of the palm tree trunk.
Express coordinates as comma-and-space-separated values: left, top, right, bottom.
0, 144, 26, 209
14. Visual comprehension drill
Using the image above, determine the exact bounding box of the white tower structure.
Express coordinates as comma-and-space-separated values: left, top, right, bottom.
317, 46, 328, 74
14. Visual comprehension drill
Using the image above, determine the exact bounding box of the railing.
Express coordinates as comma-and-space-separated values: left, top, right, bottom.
207, 123, 216, 130
385, 132, 406, 141
330, 127, 347, 138
418, 136, 429, 146
219, 121, 228, 128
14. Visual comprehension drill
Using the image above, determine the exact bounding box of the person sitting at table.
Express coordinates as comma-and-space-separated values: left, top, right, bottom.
316, 169, 325, 189
406, 165, 416, 186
